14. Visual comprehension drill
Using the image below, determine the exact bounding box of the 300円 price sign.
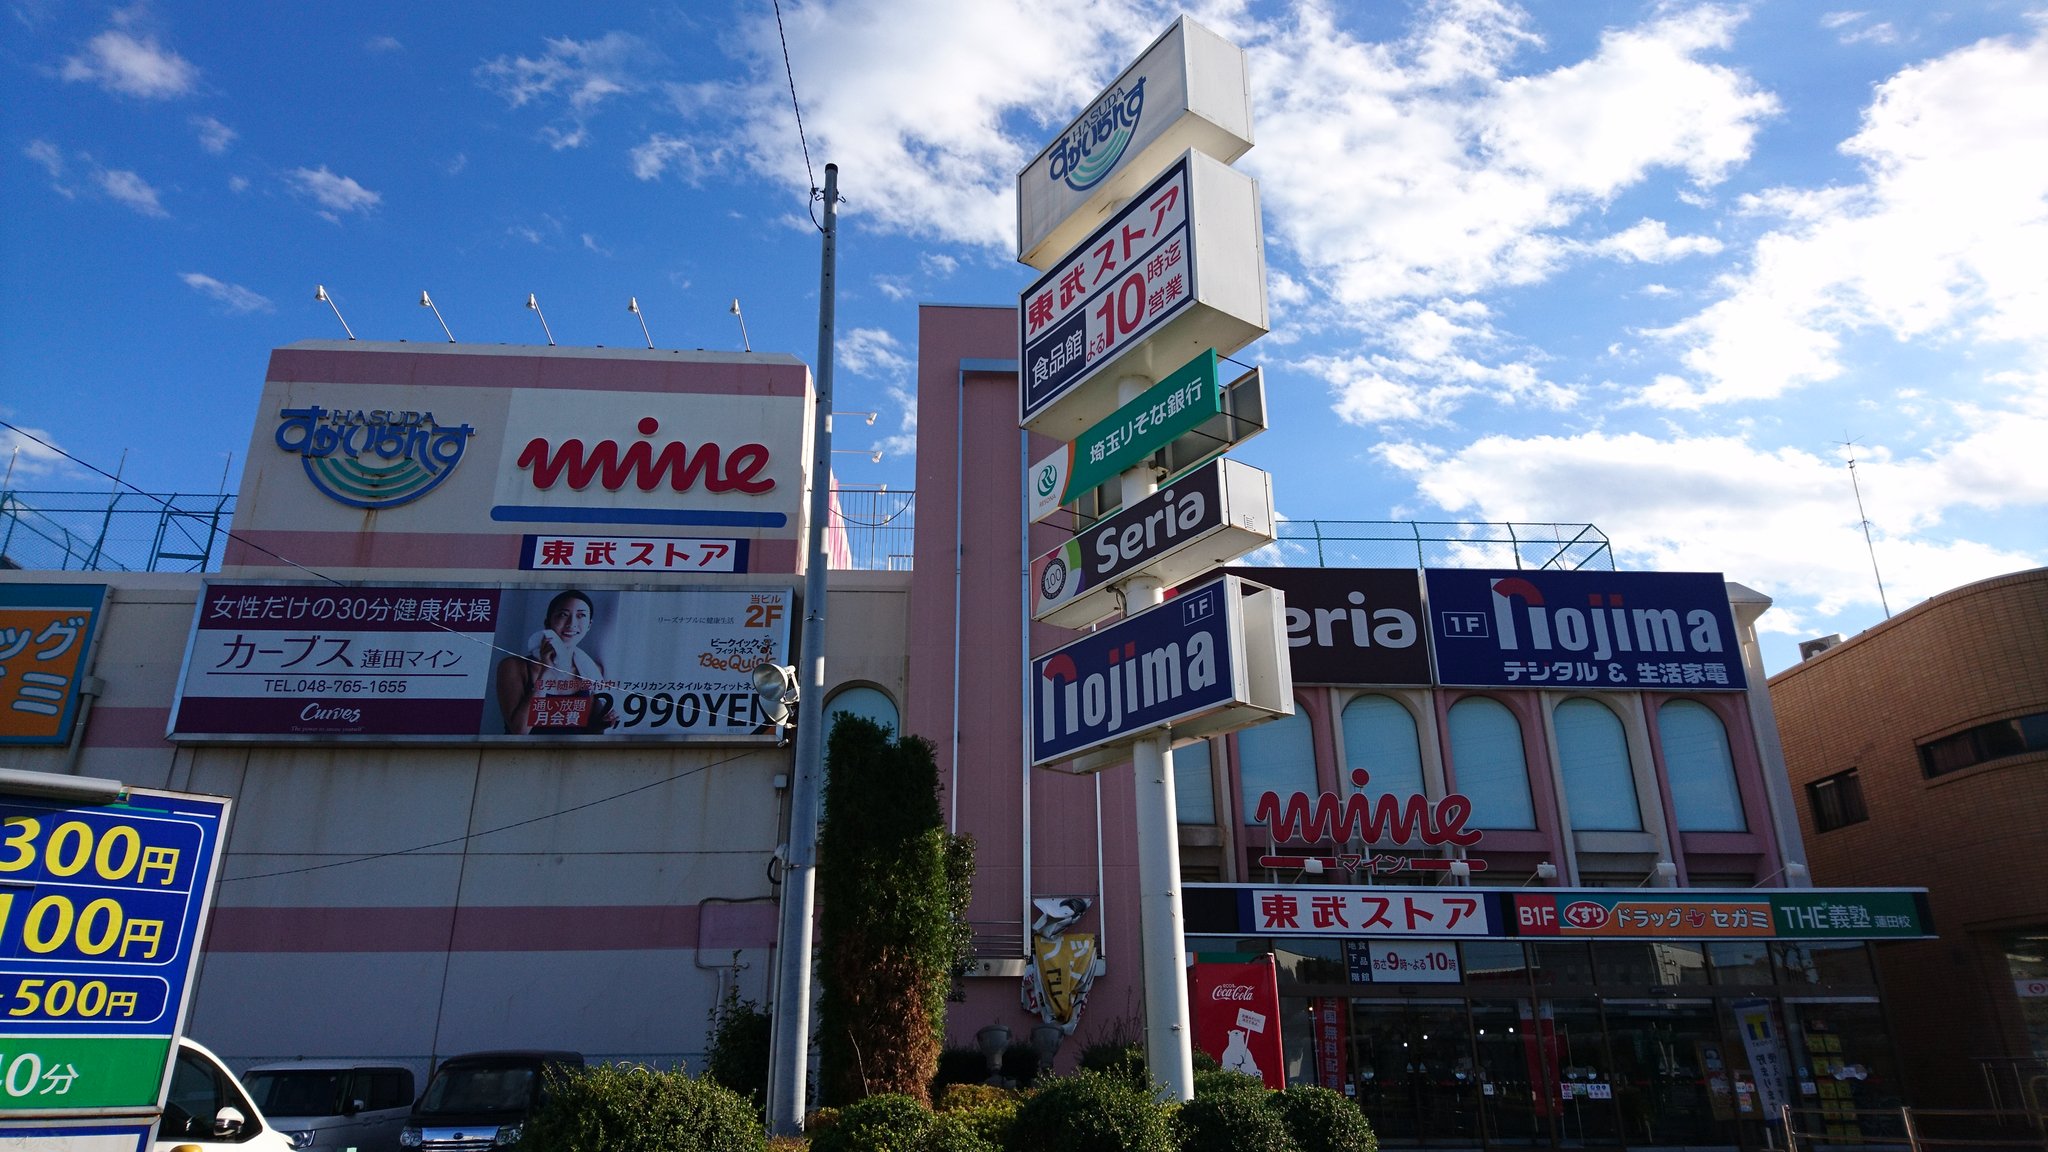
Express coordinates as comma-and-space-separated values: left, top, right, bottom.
0, 789, 228, 1115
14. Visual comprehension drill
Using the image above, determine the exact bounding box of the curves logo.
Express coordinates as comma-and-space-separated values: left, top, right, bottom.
1048, 78, 1146, 192
274, 406, 475, 509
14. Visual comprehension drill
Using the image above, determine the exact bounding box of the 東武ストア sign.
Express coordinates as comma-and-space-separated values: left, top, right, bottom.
1018, 151, 1268, 441
1033, 458, 1274, 629
1016, 16, 1253, 269
1030, 575, 1292, 769
0, 787, 229, 1115
1426, 569, 1747, 691
0, 584, 107, 747
1028, 349, 1222, 524
519, 534, 750, 574
168, 582, 792, 741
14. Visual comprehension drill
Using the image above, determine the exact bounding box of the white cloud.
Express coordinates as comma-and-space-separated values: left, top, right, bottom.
1375, 416, 2046, 626
61, 28, 197, 99
23, 140, 70, 193
191, 115, 235, 154
285, 166, 381, 216
1590, 219, 1722, 263
581, 233, 610, 256
1641, 24, 2048, 408
710, 0, 1169, 245
629, 134, 703, 181
477, 33, 653, 149
366, 35, 403, 53
838, 326, 910, 382
227, 174, 249, 193
1305, 298, 1578, 428
98, 168, 167, 217
180, 272, 273, 314
0, 422, 74, 483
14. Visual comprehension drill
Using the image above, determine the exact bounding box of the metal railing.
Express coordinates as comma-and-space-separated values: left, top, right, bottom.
1261, 519, 1613, 571
829, 487, 915, 571
1783, 1103, 2048, 1152
0, 490, 232, 573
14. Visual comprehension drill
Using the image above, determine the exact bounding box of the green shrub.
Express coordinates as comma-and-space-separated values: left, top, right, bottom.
1191, 1049, 1220, 1073
522, 1064, 763, 1152
1004, 1071, 1172, 1152
1173, 1087, 1299, 1152
1192, 1068, 1270, 1099
935, 1085, 1021, 1148
923, 1113, 999, 1152
934, 1083, 1009, 1112
704, 974, 771, 1113
933, 1046, 989, 1091
1271, 1086, 1377, 1152
810, 1093, 934, 1152
1076, 1042, 1148, 1091
999, 1042, 1041, 1087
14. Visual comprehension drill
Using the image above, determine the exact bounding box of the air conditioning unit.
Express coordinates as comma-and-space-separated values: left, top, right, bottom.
1798, 634, 1845, 660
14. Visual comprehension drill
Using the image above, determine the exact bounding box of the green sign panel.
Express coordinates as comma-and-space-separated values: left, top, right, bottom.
1767, 890, 1928, 938
1028, 349, 1223, 522
0, 1036, 171, 1110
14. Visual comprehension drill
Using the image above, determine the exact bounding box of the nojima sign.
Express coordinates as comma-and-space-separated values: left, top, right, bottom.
1031, 575, 1292, 771
1426, 569, 1747, 691
1016, 16, 1253, 270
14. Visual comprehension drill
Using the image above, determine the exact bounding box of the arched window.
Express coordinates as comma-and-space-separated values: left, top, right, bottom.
1237, 708, 1316, 815
1661, 700, 1746, 831
824, 685, 898, 737
1554, 698, 1642, 831
1446, 697, 1536, 829
1173, 739, 1216, 825
1341, 695, 1425, 798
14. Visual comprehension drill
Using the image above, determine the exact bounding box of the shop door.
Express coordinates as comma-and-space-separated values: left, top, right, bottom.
1545, 999, 1622, 1147
1471, 999, 1550, 1146
1347, 1000, 1480, 1146
1604, 1000, 1736, 1149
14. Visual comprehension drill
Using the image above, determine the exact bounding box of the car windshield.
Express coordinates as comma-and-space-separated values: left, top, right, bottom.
244, 1070, 347, 1117
417, 1065, 537, 1115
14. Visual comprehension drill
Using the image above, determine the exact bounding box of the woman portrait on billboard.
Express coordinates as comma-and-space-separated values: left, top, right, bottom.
495, 589, 619, 734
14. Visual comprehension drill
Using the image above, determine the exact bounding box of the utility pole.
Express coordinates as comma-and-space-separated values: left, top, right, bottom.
767, 161, 838, 1136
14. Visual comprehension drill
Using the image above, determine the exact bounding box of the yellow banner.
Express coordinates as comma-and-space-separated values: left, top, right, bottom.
1032, 932, 1097, 1023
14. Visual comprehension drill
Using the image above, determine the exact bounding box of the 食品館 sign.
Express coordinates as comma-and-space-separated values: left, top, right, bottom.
1426, 569, 1746, 691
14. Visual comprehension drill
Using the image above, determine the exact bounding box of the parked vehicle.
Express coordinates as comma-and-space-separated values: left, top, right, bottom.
242, 1060, 417, 1152
154, 1037, 293, 1151
399, 1050, 584, 1151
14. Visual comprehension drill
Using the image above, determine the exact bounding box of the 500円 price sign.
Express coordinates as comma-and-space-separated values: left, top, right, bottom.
0, 789, 228, 1115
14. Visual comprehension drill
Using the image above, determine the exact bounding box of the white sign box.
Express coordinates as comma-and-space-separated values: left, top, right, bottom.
1018, 151, 1268, 441
1017, 16, 1254, 270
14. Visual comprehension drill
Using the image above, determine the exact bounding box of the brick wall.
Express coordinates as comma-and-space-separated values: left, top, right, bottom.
1770, 567, 2048, 1106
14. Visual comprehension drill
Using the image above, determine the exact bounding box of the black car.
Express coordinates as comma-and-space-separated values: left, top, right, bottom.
399, 1050, 583, 1151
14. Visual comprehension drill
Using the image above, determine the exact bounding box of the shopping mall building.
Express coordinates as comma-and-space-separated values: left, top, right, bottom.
0, 307, 1934, 1148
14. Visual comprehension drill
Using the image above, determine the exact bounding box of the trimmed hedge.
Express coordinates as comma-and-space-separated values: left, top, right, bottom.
1004, 1071, 1172, 1152
521, 1064, 763, 1152
1272, 1085, 1378, 1152
1174, 1088, 1301, 1152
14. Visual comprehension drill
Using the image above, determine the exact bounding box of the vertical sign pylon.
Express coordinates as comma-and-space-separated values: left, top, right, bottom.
1114, 372, 1197, 1100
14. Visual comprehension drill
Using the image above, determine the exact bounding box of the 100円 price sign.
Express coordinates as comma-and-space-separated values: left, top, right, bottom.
0, 788, 228, 1115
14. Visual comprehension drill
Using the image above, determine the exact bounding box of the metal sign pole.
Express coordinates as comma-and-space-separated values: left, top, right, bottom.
1113, 373, 1196, 1101
767, 162, 839, 1137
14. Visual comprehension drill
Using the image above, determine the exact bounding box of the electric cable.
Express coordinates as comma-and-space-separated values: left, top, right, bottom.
770, 0, 823, 232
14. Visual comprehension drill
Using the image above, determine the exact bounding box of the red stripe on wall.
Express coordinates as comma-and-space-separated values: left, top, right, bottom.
83, 706, 174, 748
267, 348, 809, 397
205, 902, 780, 953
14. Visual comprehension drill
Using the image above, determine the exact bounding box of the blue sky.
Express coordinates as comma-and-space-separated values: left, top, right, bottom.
4, 1, 2044, 673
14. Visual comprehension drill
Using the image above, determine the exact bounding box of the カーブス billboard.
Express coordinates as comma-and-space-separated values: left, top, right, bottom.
1426, 569, 1746, 691
167, 582, 793, 741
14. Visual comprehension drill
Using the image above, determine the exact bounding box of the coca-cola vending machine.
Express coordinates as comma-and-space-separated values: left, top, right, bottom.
1190, 955, 1287, 1089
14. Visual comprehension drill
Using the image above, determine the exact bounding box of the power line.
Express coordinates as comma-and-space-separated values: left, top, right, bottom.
223, 749, 764, 882
771, 0, 823, 231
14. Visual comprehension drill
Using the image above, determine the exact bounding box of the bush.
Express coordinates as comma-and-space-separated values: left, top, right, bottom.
1271, 1086, 1377, 1152
1005, 1071, 1173, 1152
999, 1042, 1041, 1087
1192, 1068, 1270, 1099
522, 1064, 763, 1152
1191, 1049, 1221, 1073
934, 1084, 1022, 1147
933, 1046, 989, 1091
704, 974, 771, 1113
810, 1093, 934, 1152
1076, 1042, 1148, 1091
924, 1113, 999, 1152
1174, 1088, 1300, 1152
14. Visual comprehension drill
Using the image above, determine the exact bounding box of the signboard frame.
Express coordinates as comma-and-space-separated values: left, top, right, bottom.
0, 784, 230, 1120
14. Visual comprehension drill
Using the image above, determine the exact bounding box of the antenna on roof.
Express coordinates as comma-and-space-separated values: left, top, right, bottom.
314, 285, 356, 341
1839, 434, 1891, 620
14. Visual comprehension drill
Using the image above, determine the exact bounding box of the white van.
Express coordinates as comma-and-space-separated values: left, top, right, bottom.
153, 1038, 292, 1151
242, 1060, 417, 1152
